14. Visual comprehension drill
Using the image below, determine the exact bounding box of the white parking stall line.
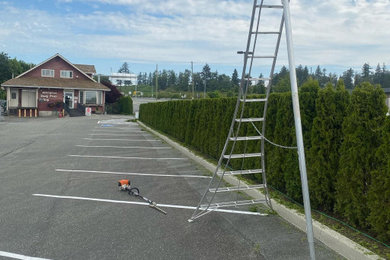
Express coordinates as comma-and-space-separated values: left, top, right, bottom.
55, 169, 211, 179
68, 155, 187, 160
83, 138, 160, 142
88, 133, 144, 136
76, 145, 171, 150
33, 194, 266, 216
0, 250, 51, 260
95, 127, 142, 130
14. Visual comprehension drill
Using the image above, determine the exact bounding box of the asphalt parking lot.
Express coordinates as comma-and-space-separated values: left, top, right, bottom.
0, 115, 343, 260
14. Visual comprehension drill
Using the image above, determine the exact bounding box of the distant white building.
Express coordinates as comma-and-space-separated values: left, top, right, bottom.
109, 73, 137, 86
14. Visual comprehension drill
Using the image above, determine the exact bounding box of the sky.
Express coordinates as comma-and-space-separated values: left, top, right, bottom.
0, 0, 389, 77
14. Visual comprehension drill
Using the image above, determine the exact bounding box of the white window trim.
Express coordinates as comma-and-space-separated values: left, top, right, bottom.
41, 69, 54, 78
60, 70, 73, 79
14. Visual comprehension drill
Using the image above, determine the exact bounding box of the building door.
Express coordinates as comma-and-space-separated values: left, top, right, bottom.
64, 91, 74, 109
21, 89, 37, 108
9, 89, 19, 108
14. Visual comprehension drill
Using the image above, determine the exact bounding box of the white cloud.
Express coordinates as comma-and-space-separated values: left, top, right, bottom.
0, 0, 390, 74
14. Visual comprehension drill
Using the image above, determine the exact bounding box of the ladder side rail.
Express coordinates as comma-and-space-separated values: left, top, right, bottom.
208, 0, 266, 209
189, 0, 259, 221
243, 0, 264, 105
282, 0, 316, 258
215, 0, 264, 185
204, 50, 256, 214
260, 14, 285, 208
213, 1, 265, 209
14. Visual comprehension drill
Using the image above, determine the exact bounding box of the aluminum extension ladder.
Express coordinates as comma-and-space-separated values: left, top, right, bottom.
189, 1, 316, 258
189, 0, 285, 222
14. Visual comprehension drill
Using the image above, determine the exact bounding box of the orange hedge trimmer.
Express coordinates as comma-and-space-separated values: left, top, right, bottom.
118, 179, 167, 215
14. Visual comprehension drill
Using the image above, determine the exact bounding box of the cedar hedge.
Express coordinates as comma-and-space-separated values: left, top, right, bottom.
139, 80, 390, 242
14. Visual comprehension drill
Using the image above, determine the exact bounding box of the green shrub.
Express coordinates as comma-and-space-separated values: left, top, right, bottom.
0, 89, 6, 100
336, 82, 387, 228
307, 80, 349, 211
368, 117, 390, 241
139, 82, 390, 241
118, 96, 133, 114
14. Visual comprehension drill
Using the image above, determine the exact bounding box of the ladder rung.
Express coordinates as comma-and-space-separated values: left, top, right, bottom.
237, 51, 253, 55
218, 169, 264, 176
245, 77, 270, 81
240, 98, 267, 103
209, 184, 264, 193
248, 55, 276, 59
201, 199, 266, 209
229, 136, 263, 141
219, 169, 264, 175
223, 153, 262, 159
257, 4, 283, 9
252, 31, 280, 35
235, 118, 264, 122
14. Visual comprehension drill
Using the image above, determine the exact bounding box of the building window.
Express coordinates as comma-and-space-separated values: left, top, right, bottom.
60, 70, 73, 78
85, 91, 97, 104
83, 91, 103, 105
41, 69, 54, 77
11, 92, 17, 99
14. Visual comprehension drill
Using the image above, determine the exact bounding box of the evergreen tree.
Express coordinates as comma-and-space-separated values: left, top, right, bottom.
341, 68, 354, 89
361, 63, 372, 82
308, 80, 349, 211
0, 52, 11, 84
201, 64, 212, 81
299, 78, 320, 149
368, 117, 390, 241
314, 65, 322, 81
167, 70, 177, 87
373, 63, 383, 86
336, 82, 387, 228
231, 69, 239, 87
118, 62, 130, 73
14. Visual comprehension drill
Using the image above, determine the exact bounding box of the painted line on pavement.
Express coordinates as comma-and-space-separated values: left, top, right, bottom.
33, 194, 265, 216
83, 138, 160, 142
0, 251, 51, 260
76, 145, 171, 150
89, 133, 144, 136
91, 131, 143, 134
56, 169, 211, 179
68, 155, 187, 160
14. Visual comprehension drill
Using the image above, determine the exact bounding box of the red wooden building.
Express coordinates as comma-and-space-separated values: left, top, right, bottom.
1, 53, 110, 117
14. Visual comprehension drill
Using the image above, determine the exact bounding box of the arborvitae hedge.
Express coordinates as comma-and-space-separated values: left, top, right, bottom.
307, 80, 349, 212
139, 81, 389, 241
336, 83, 387, 228
368, 117, 390, 241
118, 96, 133, 114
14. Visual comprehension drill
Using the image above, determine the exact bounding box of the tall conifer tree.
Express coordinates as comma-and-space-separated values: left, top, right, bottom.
336, 82, 387, 227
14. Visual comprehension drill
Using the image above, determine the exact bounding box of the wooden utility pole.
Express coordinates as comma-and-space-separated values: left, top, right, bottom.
155, 64, 158, 100
191, 61, 194, 99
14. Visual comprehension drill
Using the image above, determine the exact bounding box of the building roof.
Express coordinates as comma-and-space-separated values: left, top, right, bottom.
74, 64, 96, 74
2, 77, 109, 91
1, 53, 109, 91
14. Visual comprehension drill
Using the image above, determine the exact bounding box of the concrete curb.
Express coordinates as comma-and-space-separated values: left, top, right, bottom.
138, 120, 382, 260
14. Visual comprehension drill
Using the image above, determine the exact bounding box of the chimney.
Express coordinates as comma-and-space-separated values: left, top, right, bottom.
98, 74, 101, 83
